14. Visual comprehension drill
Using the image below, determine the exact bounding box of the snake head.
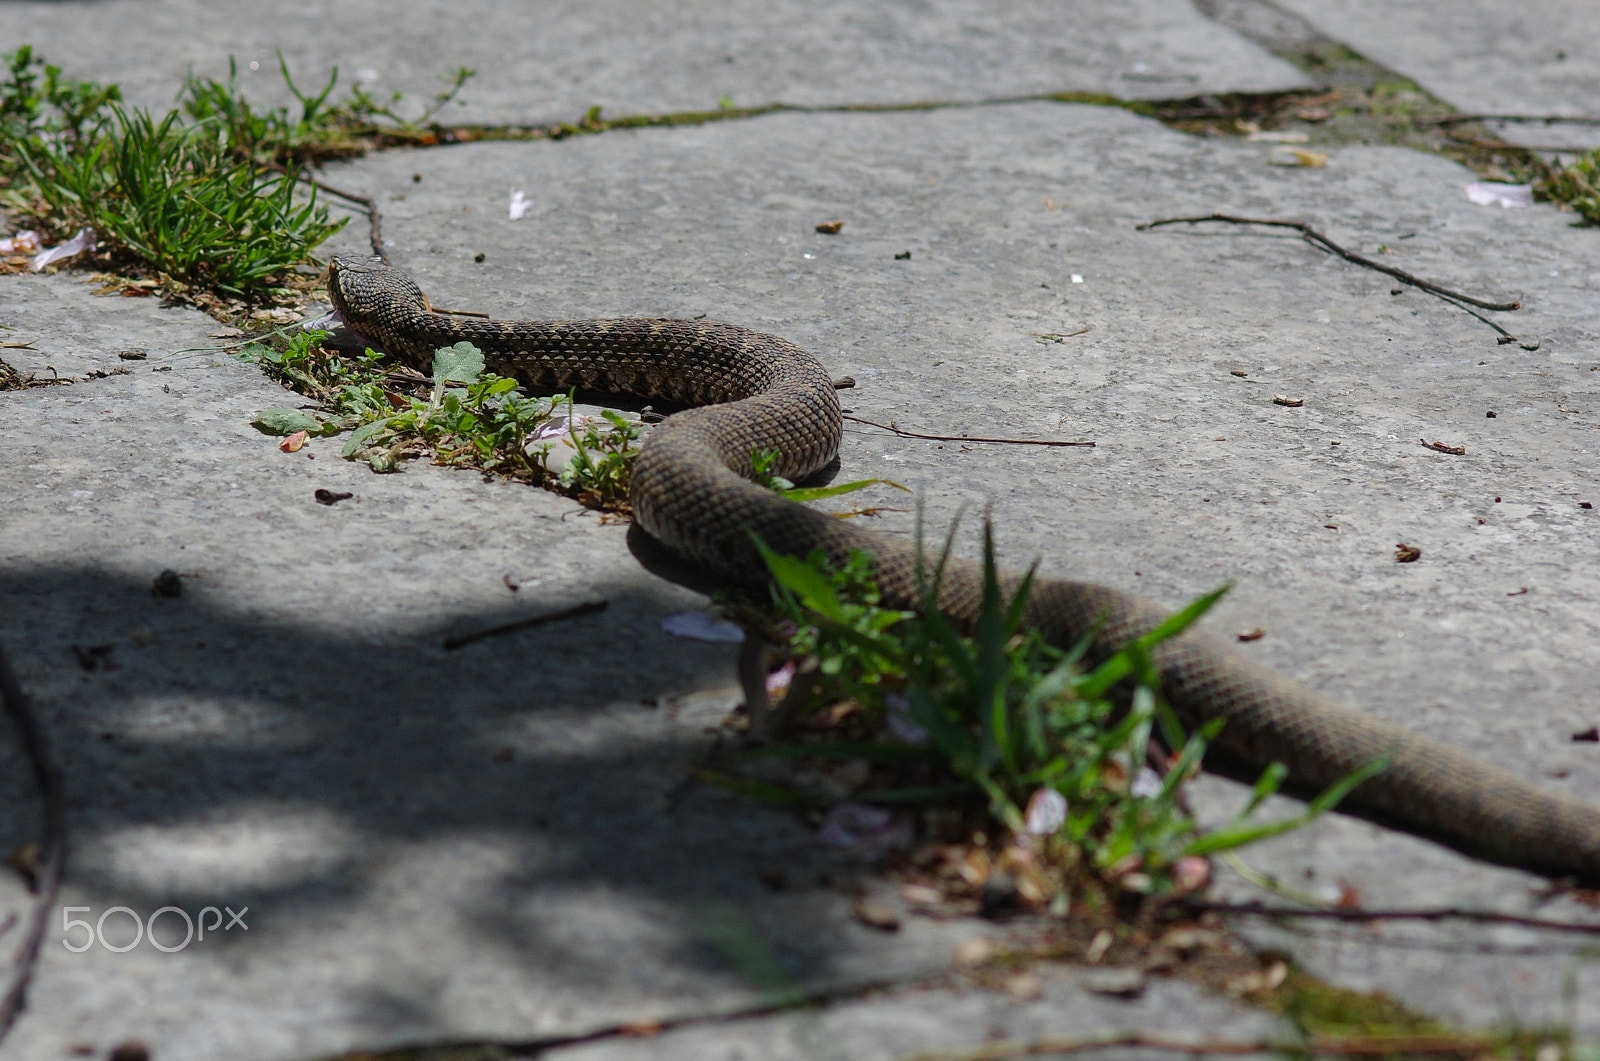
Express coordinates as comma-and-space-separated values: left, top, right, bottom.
326, 256, 430, 354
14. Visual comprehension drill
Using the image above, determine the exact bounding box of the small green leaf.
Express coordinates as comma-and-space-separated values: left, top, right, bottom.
251, 407, 322, 436
432, 341, 484, 385
780, 478, 909, 503
341, 418, 389, 457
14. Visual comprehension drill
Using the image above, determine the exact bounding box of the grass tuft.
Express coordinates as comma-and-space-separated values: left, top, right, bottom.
728, 525, 1382, 906
1542, 148, 1600, 225
0, 44, 473, 300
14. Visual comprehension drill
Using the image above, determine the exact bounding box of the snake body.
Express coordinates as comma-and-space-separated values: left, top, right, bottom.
328, 255, 1600, 883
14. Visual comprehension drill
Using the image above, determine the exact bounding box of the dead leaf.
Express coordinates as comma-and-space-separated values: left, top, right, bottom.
852, 897, 901, 931
279, 430, 310, 453
1422, 438, 1466, 455
1572, 726, 1599, 743
815, 220, 845, 234
1334, 880, 1364, 910
1084, 928, 1114, 964
1273, 395, 1303, 407
1227, 959, 1288, 996
1236, 627, 1266, 642
1084, 967, 1146, 998
953, 936, 998, 967
900, 883, 946, 909
1269, 147, 1329, 167
1395, 543, 1422, 563
209, 327, 244, 339
1003, 972, 1043, 999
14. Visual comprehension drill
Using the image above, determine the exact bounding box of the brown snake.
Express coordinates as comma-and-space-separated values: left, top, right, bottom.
328, 255, 1600, 883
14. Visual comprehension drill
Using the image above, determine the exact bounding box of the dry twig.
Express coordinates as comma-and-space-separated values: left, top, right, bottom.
1136, 213, 1519, 312
1420, 112, 1600, 127
0, 643, 66, 1046
1182, 897, 1600, 935
897, 1029, 1504, 1061
443, 598, 607, 650
842, 414, 1094, 448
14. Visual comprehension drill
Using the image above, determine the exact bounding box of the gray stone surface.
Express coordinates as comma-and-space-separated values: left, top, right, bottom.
0, 0, 1310, 125
1276, 0, 1600, 149
5, 3, 1600, 1059
0, 298, 1007, 1060
1277, 0, 1600, 117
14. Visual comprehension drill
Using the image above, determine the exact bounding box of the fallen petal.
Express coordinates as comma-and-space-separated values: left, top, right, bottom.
660, 611, 745, 643
1131, 766, 1164, 800
0, 230, 41, 254
815, 802, 913, 858
31, 227, 97, 270
1024, 787, 1068, 835
884, 693, 930, 746
1172, 856, 1212, 895
534, 413, 589, 441
509, 189, 531, 221
279, 430, 310, 453
1466, 182, 1533, 208
765, 659, 795, 697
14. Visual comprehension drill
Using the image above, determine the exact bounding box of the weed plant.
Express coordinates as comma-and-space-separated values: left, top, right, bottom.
1542, 148, 1600, 225
20, 105, 343, 296
0, 45, 471, 299
248, 336, 642, 509
749, 525, 1382, 900
180, 55, 475, 168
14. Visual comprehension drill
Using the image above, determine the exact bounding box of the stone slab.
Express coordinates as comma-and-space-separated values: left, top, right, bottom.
2, 34, 1600, 1061
1275, 0, 1600, 148
0, 0, 1310, 127
0, 289, 1010, 1060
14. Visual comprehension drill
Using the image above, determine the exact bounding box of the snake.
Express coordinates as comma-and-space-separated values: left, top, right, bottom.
327, 254, 1600, 884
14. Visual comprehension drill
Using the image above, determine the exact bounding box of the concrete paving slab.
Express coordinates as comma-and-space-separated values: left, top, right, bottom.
303, 99, 1600, 1031
4, 14, 1600, 1061
1274, 0, 1600, 146
0, 310, 1022, 1060
0, 0, 1310, 126
0, 272, 231, 382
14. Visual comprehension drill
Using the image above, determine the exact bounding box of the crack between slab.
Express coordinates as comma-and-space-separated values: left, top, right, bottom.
318, 967, 950, 1060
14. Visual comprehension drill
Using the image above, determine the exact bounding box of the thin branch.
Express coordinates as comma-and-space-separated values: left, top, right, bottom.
1182, 898, 1600, 935
897, 1029, 1504, 1061
1420, 112, 1600, 127
1137, 213, 1520, 312
442, 598, 607, 650
1444, 130, 1594, 154
841, 414, 1095, 448
0, 643, 66, 1046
